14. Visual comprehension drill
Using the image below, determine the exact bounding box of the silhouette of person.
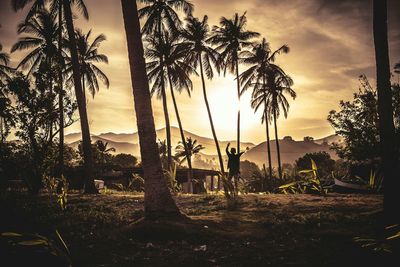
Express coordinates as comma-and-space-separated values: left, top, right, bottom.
226, 143, 244, 188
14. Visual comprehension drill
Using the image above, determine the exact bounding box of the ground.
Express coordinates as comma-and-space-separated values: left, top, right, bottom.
0, 191, 395, 266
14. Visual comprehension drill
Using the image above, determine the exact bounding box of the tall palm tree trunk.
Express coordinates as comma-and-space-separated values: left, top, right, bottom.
161, 81, 172, 168
0, 117, 4, 144
235, 59, 241, 164
58, 0, 64, 178
263, 76, 273, 179
63, 0, 97, 194
273, 107, 282, 179
199, 54, 225, 174
264, 102, 273, 180
121, 0, 179, 218
167, 74, 193, 193
373, 0, 399, 224
158, 18, 172, 169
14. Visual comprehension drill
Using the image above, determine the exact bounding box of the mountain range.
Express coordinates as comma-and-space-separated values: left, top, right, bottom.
65, 127, 341, 167
66, 127, 255, 156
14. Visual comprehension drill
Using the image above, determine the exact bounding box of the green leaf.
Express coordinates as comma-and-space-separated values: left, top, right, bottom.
386, 232, 400, 240
1, 232, 22, 237
299, 169, 313, 174
278, 182, 298, 189
385, 224, 399, 230
311, 159, 317, 171
56, 229, 70, 255
18, 239, 48, 246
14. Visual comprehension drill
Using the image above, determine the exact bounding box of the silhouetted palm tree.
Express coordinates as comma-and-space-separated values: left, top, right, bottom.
11, 0, 90, 184
65, 29, 109, 101
95, 140, 115, 164
0, 44, 12, 81
0, 43, 12, 144
63, 0, 99, 193
139, 0, 193, 169
11, 9, 59, 142
240, 38, 290, 180
11, 9, 59, 76
146, 32, 196, 191
138, 0, 193, 36
373, 0, 399, 224
208, 12, 259, 165
175, 137, 204, 165
266, 68, 296, 179
121, 0, 180, 217
181, 15, 225, 174
157, 139, 168, 168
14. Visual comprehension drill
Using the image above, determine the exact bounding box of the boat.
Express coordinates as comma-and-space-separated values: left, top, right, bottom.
333, 178, 368, 192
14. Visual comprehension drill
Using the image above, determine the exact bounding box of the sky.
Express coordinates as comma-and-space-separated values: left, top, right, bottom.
0, 0, 399, 144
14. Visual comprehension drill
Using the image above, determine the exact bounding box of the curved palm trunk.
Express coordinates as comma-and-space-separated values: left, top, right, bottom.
158, 16, 172, 169
0, 117, 4, 144
199, 54, 225, 174
121, 0, 179, 218
373, 0, 399, 224
48, 59, 54, 144
161, 81, 172, 168
63, 0, 97, 194
235, 59, 241, 167
167, 74, 193, 193
263, 102, 273, 180
273, 106, 282, 179
58, 0, 64, 178
262, 76, 273, 180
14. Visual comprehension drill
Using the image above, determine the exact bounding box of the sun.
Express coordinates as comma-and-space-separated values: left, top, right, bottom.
203, 80, 259, 138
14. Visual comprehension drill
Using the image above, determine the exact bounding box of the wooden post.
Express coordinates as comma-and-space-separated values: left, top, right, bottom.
210, 175, 214, 191
217, 175, 220, 191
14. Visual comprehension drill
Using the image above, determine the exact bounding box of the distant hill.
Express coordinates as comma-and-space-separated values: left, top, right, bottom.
314, 134, 343, 145
65, 130, 340, 167
242, 138, 338, 167
68, 136, 139, 155
65, 127, 255, 155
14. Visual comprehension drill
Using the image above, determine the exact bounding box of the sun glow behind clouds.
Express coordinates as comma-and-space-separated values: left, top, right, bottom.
200, 75, 261, 140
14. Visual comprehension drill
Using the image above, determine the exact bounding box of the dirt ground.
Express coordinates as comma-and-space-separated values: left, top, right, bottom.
0, 191, 395, 266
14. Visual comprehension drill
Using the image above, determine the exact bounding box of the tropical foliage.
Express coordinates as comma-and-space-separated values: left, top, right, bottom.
328, 75, 400, 162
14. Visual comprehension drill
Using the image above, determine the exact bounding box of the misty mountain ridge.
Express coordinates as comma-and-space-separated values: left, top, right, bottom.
65, 128, 341, 166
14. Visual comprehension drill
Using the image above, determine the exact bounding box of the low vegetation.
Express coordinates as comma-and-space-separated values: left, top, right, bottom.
1, 191, 395, 266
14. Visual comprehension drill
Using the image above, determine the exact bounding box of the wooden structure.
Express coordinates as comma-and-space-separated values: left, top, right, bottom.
101, 167, 222, 193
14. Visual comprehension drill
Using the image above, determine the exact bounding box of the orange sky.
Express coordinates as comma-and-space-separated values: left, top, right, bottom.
1, 0, 399, 144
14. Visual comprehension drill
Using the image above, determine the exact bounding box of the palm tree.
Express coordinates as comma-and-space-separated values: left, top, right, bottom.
65, 29, 109, 101
0, 43, 12, 144
181, 15, 225, 174
145, 32, 196, 191
138, 0, 193, 36
157, 139, 168, 168
208, 12, 259, 167
240, 38, 290, 180
0, 44, 12, 81
266, 67, 296, 179
62, 0, 100, 194
373, 0, 399, 224
95, 140, 115, 164
11, 9, 60, 143
57, 1, 64, 178
249, 82, 274, 180
11, 0, 89, 182
121, 0, 180, 218
11, 9, 59, 76
175, 137, 204, 165
138, 0, 193, 169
